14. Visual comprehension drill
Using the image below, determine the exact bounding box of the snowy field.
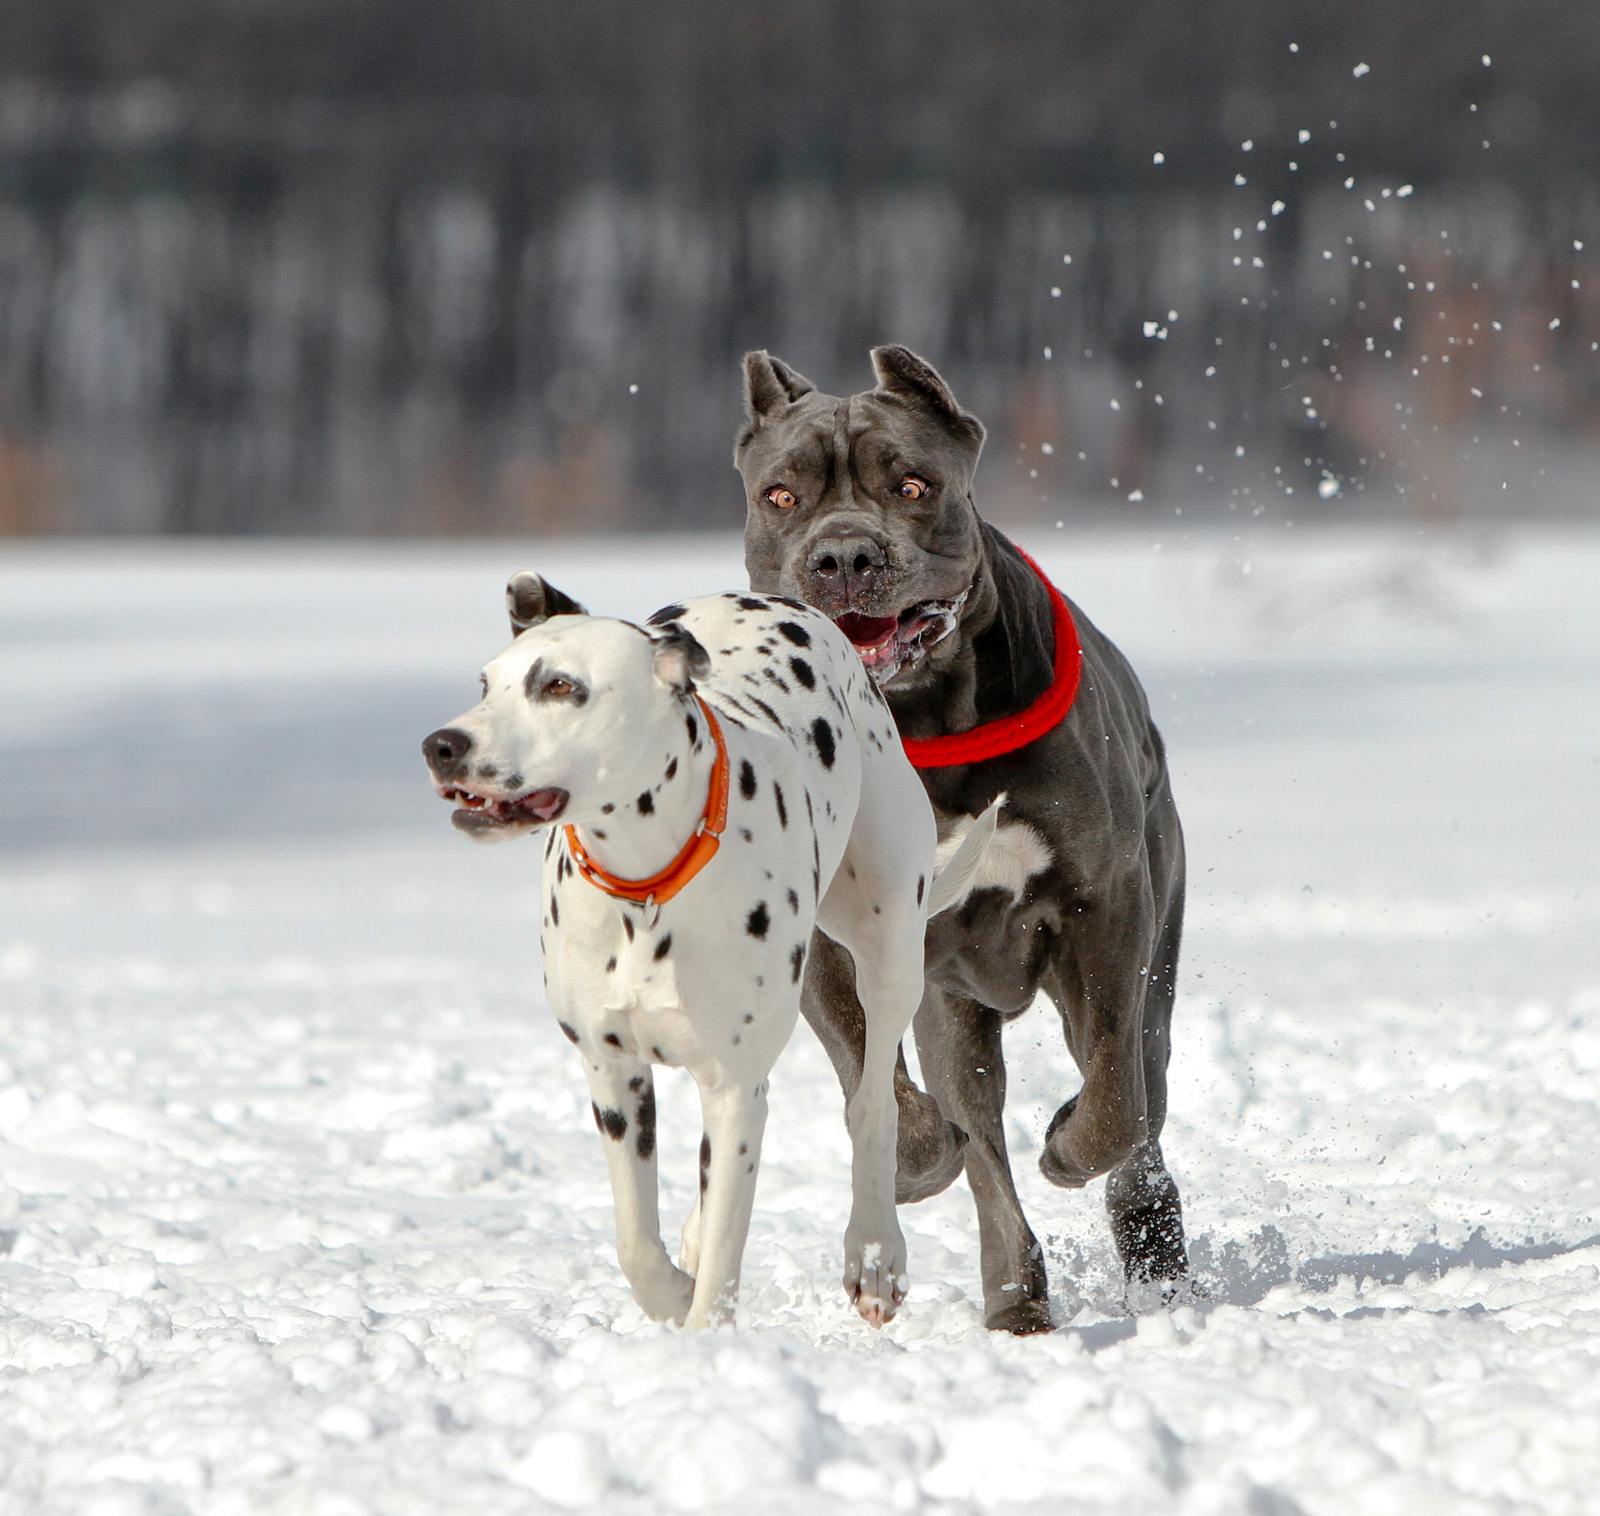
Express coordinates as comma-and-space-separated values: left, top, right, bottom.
1, 525, 1597, 1516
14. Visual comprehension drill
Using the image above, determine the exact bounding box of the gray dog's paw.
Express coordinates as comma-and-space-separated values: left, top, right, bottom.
894, 1110, 969, 1204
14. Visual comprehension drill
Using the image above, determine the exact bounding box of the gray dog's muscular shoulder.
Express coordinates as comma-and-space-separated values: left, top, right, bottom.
736, 344, 1190, 1334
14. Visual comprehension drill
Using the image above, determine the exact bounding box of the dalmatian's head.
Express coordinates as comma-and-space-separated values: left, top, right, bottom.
422, 572, 711, 842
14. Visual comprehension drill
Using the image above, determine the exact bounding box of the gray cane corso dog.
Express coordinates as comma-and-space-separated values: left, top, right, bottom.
736, 345, 1187, 1333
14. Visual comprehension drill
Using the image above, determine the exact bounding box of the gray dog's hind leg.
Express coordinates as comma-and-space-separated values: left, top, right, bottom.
1072, 799, 1188, 1289
801, 933, 969, 1204
1105, 870, 1188, 1286
914, 986, 1053, 1334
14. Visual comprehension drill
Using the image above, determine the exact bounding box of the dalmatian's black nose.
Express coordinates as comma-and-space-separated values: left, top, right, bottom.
423, 727, 474, 780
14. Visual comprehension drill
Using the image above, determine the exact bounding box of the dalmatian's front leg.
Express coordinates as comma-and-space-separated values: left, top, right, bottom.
681, 1075, 769, 1330
818, 754, 936, 1326
581, 1058, 695, 1324
839, 954, 919, 1325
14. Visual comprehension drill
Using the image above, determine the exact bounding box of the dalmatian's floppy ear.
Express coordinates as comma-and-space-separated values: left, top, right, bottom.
649, 622, 712, 693
507, 572, 588, 636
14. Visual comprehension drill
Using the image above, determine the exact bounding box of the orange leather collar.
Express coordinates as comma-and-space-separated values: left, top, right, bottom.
564, 696, 729, 908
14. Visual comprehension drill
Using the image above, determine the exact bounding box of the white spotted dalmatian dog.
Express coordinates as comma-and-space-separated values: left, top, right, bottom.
422, 572, 999, 1329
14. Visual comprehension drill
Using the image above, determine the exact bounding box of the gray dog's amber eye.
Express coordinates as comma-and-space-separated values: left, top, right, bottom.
900, 476, 930, 500
765, 486, 798, 509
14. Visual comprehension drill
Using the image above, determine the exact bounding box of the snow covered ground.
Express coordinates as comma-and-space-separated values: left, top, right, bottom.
1, 524, 1597, 1516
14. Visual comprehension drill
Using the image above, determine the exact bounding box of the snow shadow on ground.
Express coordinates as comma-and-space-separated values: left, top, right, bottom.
1190, 1223, 1600, 1308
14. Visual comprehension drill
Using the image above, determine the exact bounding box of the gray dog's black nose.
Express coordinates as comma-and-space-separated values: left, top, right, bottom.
423, 727, 474, 779
807, 534, 887, 599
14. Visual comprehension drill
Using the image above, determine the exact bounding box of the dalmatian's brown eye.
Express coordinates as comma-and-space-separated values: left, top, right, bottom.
899, 476, 930, 500
765, 486, 798, 509
543, 677, 576, 698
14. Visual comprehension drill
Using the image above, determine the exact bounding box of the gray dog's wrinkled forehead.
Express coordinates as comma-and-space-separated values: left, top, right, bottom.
734, 345, 985, 482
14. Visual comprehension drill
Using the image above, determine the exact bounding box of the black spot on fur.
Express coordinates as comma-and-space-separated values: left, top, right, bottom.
739, 827, 753, 842
743, 1013, 753, 1023
558, 1021, 579, 1044
623, 916, 634, 941
790, 942, 806, 983
748, 695, 783, 729
686, 712, 698, 745
789, 657, 815, 690
654, 934, 672, 960
737, 596, 767, 611
601, 802, 614, 814
505, 772, 523, 791
593, 1103, 628, 1141
773, 782, 787, 828
739, 759, 757, 800
629, 1076, 644, 1091
637, 790, 654, 815
605, 956, 617, 973
550, 896, 559, 926
635, 1084, 657, 1160
787, 888, 799, 914
647, 603, 689, 625
811, 718, 836, 768
652, 1044, 664, 1061
665, 757, 678, 781
746, 902, 770, 939
738, 1141, 748, 1156
699, 1134, 712, 1192
775, 620, 811, 647
917, 875, 925, 905
603, 1032, 622, 1048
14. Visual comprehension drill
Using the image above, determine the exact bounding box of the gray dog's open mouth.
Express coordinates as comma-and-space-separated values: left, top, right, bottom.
835, 593, 968, 684
438, 784, 569, 835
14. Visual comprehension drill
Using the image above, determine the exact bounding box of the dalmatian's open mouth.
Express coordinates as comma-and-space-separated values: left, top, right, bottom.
834, 593, 969, 685
438, 784, 569, 835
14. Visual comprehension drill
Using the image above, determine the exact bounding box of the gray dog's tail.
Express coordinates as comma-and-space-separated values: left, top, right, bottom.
925, 794, 1006, 917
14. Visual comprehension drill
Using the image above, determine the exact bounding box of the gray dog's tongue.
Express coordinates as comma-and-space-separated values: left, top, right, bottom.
835, 613, 900, 672
836, 596, 968, 683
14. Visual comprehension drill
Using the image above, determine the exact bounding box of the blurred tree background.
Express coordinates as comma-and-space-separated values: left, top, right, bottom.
1, 0, 1597, 534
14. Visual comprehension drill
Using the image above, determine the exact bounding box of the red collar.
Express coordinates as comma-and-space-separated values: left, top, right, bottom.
565, 697, 730, 906
900, 547, 1082, 769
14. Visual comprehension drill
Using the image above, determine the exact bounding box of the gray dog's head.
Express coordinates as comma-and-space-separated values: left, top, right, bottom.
736, 345, 988, 690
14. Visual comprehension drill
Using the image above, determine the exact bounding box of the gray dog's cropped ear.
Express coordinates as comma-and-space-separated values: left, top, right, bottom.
870, 345, 987, 446
507, 571, 588, 636
743, 350, 816, 421
649, 622, 712, 693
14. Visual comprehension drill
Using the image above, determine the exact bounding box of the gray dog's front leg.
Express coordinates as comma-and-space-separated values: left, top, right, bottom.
913, 985, 1053, 1334
801, 932, 968, 1204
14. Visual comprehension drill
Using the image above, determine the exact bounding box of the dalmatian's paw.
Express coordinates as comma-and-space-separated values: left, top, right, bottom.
843, 1228, 908, 1328
631, 1265, 696, 1326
